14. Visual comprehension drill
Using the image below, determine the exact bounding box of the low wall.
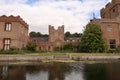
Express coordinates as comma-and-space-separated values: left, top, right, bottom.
0, 55, 120, 62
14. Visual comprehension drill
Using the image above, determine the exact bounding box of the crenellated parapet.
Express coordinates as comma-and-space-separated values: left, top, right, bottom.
100, 0, 120, 19
49, 25, 65, 46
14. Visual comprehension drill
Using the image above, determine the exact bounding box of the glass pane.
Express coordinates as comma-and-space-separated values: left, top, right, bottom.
110, 39, 116, 44
7, 40, 10, 44
5, 23, 11, 31
110, 45, 116, 49
8, 24, 11, 30
4, 39, 10, 44
107, 25, 112, 32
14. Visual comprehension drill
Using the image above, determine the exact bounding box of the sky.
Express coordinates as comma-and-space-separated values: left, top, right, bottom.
0, 0, 111, 34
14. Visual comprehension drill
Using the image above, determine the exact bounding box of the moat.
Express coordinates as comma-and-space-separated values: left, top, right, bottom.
0, 61, 120, 80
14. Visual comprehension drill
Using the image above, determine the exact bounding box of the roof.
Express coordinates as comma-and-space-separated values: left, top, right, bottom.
64, 37, 80, 41
31, 37, 49, 43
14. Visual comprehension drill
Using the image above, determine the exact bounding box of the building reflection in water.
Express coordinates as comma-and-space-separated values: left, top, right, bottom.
0, 62, 120, 80
0, 65, 26, 80
83, 62, 120, 80
1, 66, 8, 79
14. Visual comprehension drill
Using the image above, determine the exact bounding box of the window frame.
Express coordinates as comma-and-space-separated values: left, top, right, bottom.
3, 38, 11, 50
5, 23, 12, 31
109, 39, 116, 49
107, 25, 112, 32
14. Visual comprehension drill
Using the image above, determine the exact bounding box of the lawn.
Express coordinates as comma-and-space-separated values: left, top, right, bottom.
0, 52, 120, 56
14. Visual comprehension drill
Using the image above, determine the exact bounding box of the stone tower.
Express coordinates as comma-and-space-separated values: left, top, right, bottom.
90, 0, 120, 49
100, 0, 120, 19
49, 25, 65, 47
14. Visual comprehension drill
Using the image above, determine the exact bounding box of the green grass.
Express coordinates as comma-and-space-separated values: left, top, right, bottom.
67, 53, 120, 56
0, 52, 66, 56
0, 52, 120, 56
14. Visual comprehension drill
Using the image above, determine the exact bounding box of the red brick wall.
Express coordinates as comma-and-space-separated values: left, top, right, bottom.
49, 25, 65, 47
0, 15, 29, 50
100, 0, 120, 19
101, 22, 120, 48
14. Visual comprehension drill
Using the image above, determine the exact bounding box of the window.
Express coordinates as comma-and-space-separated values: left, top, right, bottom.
67, 40, 69, 42
48, 46, 50, 51
113, 9, 115, 12
39, 47, 41, 50
107, 25, 112, 32
109, 39, 116, 49
72, 40, 75, 42
5, 23, 11, 31
4, 38, 11, 50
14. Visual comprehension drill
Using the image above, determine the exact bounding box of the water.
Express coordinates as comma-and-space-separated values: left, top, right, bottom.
0, 62, 120, 80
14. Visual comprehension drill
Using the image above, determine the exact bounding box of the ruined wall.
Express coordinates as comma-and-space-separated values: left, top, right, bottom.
49, 25, 65, 47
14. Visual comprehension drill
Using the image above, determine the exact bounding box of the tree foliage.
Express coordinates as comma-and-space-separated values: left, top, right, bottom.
79, 23, 107, 53
29, 31, 48, 37
65, 31, 82, 37
54, 43, 78, 52
26, 43, 36, 51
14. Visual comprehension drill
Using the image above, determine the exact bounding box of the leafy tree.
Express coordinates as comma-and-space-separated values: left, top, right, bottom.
65, 31, 82, 37
65, 31, 71, 37
29, 31, 36, 37
72, 32, 82, 37
42, 34, 49, 37
36, 32, 42, 37
79, 23, 107, 53
29, 31, 49, 37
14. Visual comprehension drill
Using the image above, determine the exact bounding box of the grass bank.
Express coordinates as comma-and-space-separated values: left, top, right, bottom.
0, 52, 120, 56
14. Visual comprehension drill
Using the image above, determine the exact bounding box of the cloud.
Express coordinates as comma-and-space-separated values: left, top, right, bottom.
0, 0, 111, 34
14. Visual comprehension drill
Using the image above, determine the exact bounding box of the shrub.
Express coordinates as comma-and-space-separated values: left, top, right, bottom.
26, 43, 36, 52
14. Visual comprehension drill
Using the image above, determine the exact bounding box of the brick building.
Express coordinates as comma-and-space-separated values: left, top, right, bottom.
30, 25, 80, 52
31, 25, 65, 52
0, 15, 29, 50
90, 0, 120, 49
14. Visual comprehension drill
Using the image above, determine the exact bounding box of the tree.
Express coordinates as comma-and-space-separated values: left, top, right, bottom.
65, 31, 82, 37
36, 32, 42, 37
29, 31, 49, 37
65, 31, 71, 37
79, 23, 107, 53
29, 31, 36, 37
42, 34, 49, 37
72, 32, 82, 37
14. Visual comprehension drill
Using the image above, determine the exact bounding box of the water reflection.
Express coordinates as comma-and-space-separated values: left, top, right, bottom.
1, 66, 8, 79
0, 62, 120, 80
84, 63, 107, 80
26, 71, 48, 80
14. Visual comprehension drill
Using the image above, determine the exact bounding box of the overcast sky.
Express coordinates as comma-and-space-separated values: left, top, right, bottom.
0, 0, 111, 34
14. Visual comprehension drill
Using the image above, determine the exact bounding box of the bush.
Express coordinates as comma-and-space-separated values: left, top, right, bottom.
54, 43, 78, 53
26, 43, 36, 52
107, 49, 120, 53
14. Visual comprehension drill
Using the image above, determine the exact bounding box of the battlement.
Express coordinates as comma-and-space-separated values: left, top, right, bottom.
112, 0, 120, 4
49, 25, 65, 46
0, 15, 28, 29
100, 0, 120, 19
49, 25, 64, 32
